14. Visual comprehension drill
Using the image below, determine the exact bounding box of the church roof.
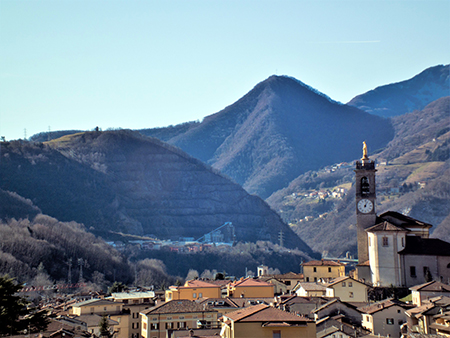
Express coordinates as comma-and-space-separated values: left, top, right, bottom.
399, 236, 450, 256
377, 211, 433, 229
365, 221, 408, 232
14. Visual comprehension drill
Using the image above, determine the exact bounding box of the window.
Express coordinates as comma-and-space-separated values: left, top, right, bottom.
150, 323, 159, 330
410, 266, 417, 278
193, 293, 197, 298
199, 293, 203, 298
397, 309, 401, 314
342, 282, 346, 287
349, 292, 354, 298
165, 322, 174, 329
273, 330, 281, 338
348, 282, 353, 287
361, 177, 370, 196
369, 237, 371, 246
386, 318, 394, 325
328, 267, 332, 273
313, 267, 317, 272
382, 236, 389, 247
314, 277, 317, 282
286, 281, 291, 285
143, 323, 147, 330
401, 237, 404, 247
306, 277, 309, 282
178, 322, 187, 329
424, 266, 431, 280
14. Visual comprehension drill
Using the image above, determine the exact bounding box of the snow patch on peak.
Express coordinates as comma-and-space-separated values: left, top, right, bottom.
281, 75, 344, 105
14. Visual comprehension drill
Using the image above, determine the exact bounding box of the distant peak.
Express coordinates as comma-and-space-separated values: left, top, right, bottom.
272, 75, 344, 105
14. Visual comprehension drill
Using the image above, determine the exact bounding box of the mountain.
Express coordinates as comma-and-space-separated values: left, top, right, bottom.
0, 130, 313, 252
267, 97, 450, 257
348, 64, 450, 118
140, 75, 394, 199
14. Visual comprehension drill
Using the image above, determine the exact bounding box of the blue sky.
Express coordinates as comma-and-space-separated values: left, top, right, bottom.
1, 0, 449, 141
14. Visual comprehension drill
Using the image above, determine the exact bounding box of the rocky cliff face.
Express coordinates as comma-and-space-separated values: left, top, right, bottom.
0, 130, 313, 252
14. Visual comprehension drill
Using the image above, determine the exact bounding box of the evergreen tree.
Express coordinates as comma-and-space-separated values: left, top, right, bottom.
99, 315, 112, 338
0, 275, 49, 335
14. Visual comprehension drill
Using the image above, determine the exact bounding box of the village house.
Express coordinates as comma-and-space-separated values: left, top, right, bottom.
226, 277, 274, 298
257, 276, 288, 295
219, 303, 316, 338
302, 260, 345, 282
293, 282, 327, 297
277, 295, 330, 319
410, 280, 450, 306
165, 279, 223, 301
140, 299, 218, 338
358, 298, 414, 338
197, 297, 240, 318
107, 290, 156, 338
312, 298, 364, 326
430, 308, 450, 337
325, 276, 370, 302
405, 296, 450, 335
71, 299, 130, 338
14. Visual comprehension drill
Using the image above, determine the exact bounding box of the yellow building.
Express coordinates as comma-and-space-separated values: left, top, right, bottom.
108, 291, 156, 338
140, 299, 218, 338
302, 259, 345, 282
165, 279, 223, 301
71, 299, 130, 338
220, 303, 316, 338
325, 276, 369, 302
226, 278, 274, 298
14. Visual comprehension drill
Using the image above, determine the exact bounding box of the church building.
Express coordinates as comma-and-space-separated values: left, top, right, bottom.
354, 142, 450, 287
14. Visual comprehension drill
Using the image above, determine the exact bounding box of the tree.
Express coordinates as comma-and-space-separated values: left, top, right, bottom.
99, 315, 112, 338
108, 281, 127, 294
0, 274, 49, 335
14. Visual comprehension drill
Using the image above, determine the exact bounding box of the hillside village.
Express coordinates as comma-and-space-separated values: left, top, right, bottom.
3, 148, 450, 338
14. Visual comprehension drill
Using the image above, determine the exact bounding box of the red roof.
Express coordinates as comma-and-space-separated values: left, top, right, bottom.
224, 304, 312, 323
230, 277, 273, 288
185, 280, 221, 288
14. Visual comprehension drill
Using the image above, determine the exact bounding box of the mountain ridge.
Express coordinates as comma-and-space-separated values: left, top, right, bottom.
0, 130, 313, 252
348, 64, 449, 117
141, 75, 394, 198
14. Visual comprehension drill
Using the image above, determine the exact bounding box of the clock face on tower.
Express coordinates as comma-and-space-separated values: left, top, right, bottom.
358, 199, 373, 213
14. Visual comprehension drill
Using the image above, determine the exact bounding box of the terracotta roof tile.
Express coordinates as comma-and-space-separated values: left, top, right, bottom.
296, 282, 327, 291
185, 280, 221, 288
366, 221, 408, 232
302, 260, 344, 266
358, 299, 413, 314
141, 300, 215, 315
409, 281, 450, 292
224, 304, 312, 323
230, 277, 273, 288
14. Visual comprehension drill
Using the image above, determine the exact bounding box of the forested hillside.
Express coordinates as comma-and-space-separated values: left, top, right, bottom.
0, 130, 312, 252
140, 75, 394, 198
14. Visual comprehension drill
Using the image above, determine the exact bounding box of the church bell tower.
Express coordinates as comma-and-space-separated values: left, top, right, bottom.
355, 142, 377, 264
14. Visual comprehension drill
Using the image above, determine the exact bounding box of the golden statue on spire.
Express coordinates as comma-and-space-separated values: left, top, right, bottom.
363, 141, 368, 159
